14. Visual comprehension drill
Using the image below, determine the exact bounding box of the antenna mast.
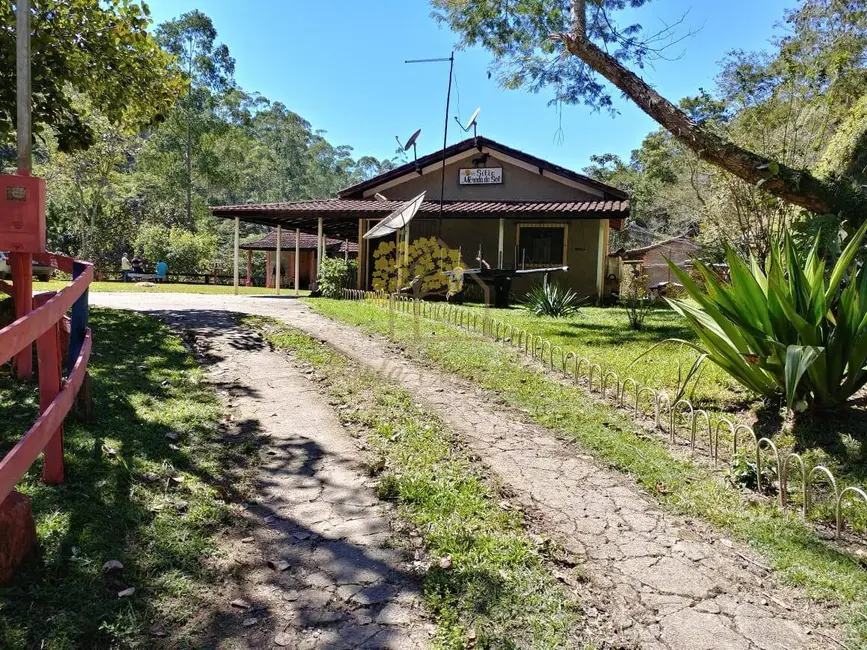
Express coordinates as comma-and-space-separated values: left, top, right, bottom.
406, 52, 454, 225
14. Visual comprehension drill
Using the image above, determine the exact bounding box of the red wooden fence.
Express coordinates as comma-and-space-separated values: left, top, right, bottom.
0, 252, 92, 501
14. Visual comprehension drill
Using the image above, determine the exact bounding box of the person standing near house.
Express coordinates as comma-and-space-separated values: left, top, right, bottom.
121, 253, 132, 282
156, 260, 168, 283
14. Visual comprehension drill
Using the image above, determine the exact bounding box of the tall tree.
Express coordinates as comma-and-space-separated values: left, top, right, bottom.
155, 10, 235, 224
0, 0, 184, 153
432, 0, 867, 220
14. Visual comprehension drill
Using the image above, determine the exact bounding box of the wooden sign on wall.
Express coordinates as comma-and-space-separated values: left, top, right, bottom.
459, 167, 503, 185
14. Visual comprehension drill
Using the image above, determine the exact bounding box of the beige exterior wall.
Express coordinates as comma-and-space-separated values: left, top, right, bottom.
402, 216, 602, 300
360, 148, 612, 299
377, 151, 601, 203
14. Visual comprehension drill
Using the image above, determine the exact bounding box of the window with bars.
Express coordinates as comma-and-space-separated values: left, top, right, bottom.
516, 223, 568, 267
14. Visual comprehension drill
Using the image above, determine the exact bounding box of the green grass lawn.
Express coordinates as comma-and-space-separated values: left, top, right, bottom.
0, 309, 255, 649
308, 298, 867, 647
35, 280, 308, 296
461, 304, 746, 412
245, 316, 584, 649
423, 301, 867, 494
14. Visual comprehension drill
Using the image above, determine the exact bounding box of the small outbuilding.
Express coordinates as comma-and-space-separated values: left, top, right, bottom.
240, 230, 357, 289
609, 234, 700, 294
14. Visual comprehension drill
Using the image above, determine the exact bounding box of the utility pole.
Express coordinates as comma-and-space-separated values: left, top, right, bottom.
17, 0, 31, 175
185, 34, 194, 225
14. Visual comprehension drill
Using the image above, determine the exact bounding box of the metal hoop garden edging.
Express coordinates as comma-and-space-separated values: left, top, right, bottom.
340, 292, 867, 539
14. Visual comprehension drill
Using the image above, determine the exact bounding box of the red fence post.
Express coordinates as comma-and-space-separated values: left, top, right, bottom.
0, 491, 36, 582
10, 252, 33, 380
37, 322, 63, 484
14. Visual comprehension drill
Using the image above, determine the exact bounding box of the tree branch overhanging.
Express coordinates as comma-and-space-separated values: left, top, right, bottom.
552, 27, 865, 220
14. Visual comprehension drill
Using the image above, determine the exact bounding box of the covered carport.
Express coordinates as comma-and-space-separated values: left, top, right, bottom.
212, 200, 370, 295
212, 198, 449, 295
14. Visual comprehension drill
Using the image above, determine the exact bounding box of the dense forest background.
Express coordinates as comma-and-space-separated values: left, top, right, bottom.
0, 8, 396, 275
1, 1, 865, 273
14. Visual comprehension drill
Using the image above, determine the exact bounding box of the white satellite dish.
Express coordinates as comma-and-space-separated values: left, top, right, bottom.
455, 107, 481, 138
465, 107, 481, 131
363, 191, 426, 240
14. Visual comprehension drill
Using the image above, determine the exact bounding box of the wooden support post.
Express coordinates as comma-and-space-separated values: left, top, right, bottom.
233, 217, 240, 295
357, 219, 364, 290
37, 323, 63, 484
276, 225, 282, 295
396, 229, 402, 291
294, 228, 300, 296
245, 250, 252, 287
403, 224, 410, 287
316, 217, 323, 280
497, 218, 504, 268
596, 219, 609, 304
265, 251, 272, 288
0, 491, 36, 583
11, 253, 32, 379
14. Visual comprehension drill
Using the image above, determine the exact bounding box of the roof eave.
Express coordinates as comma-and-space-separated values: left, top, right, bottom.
337, 135, 628, 200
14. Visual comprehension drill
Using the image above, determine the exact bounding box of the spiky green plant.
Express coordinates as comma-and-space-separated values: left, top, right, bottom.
666, 221, 867, 411
522, 280, 581, 318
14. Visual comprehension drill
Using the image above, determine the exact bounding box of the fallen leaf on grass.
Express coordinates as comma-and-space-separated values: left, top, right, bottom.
438, 555, 452, 570
230, 598, 251, 609
118, 587, 136, 598
165, 432, 179, 440
102, 560, 124, 572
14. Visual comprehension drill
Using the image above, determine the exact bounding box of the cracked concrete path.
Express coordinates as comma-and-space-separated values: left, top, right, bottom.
94, 293, 839, 650
150, 307, 427, 650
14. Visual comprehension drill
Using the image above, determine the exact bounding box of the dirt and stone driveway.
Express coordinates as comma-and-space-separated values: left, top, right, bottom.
93, 293, 841, 650
146, 306, 429, 649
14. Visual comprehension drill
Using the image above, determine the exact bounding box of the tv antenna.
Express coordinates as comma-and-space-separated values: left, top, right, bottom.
455, 107, 481, 138
406, 52, 454, 222
395, 128, 422, 167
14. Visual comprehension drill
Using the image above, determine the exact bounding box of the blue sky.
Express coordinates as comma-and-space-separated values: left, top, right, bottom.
145, 0, 795, 173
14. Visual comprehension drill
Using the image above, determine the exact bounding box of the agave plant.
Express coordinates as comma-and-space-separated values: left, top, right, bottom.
523, 280, 581, 318
666, 221, 867, 411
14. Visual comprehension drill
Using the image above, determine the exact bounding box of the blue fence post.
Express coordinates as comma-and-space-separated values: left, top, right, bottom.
67, 262, 89, 376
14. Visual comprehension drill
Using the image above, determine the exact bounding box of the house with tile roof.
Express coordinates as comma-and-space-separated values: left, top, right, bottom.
213, 136, 629, 301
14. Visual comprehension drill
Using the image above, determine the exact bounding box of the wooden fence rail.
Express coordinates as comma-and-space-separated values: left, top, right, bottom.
0, 252, 92, 509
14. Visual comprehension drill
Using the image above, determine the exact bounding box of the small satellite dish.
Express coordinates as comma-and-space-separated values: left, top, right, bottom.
395, 129, 422, 168
404, 128, 421, 152
454, 107, 481, 138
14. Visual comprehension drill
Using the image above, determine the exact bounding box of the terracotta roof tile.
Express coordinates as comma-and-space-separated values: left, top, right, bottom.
240, 230, 358, 252
215, 198, 630, 216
